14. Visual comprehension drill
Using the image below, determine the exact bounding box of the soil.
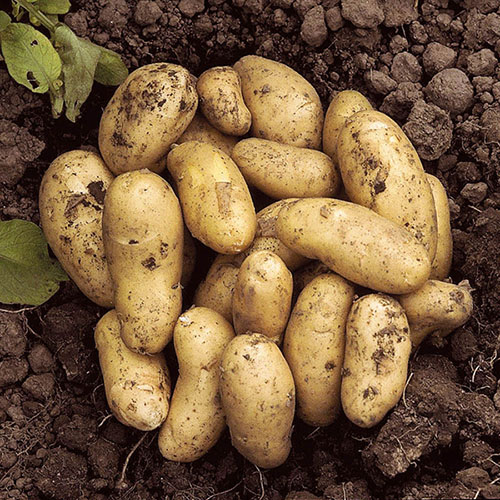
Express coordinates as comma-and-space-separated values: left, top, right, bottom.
1, 0, 500, 499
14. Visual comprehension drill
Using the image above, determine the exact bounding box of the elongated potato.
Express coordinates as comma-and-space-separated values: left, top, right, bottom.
234, 55, 323, 149
39, 150, 114, 307
323, 90, 372, 164
233, 251, 293, 344
276, 198, 431, 294
232, 138, 340, 199
158, 307, 235, 462
103, 170, 183, 354
167, 141, 257, 254
341, 294, 411, 428
177, 114, 238, 156
95, 310, 171, 431
220, 333, 295, 468
427, 175, 453, 280
284, 274, 354, 426
99, 63, 198, 175
197, 67, 251, 136
337, 110, 438, 260
398, 280, 473, 348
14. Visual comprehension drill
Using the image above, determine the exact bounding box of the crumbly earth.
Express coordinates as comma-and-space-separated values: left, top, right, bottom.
1, 0, 500, 499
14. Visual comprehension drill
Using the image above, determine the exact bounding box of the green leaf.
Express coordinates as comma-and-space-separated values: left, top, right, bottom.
94, 46, 128, 86
0, 11, 11, 31
0, 22, 62, 93
53, 24, 100, 122
0, 220, 68, 306
37, 0, 70, 14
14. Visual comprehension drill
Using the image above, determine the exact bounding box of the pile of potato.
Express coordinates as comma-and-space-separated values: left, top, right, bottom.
38, 56, 473, 469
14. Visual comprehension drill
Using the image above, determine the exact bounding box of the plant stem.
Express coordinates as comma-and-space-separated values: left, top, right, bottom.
14, 0, 57, 32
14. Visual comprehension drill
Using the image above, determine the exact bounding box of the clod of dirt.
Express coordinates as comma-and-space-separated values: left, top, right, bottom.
88, 438, 120, 479
22, 373, 55, 401
0, 313, 26, 358
286, 492, 321, 500
467, 48, 498, 76
460, 182, 488, 204
56, 414, 97, 452
28, 343, 55, 374
64, 11, 88, 36
446, 467, 491, 498
365, 70, 397, 95
380, 82, 423, 121
456, 162, 482, 183
463, 439, 494, 468
391, 52, 422, 83
301, 6, 328, 48
0, 358, 29, 387
98, 0, 130, 34
134, 0, 163, 26
403, 99, 453, 161
422, 42, 457, 76
324, 479, 372, 500
450, 327, 478, 362
480, 105, 500, 141
178, 0, 205, 17
425, 68, 474, 115
325, 7, 344, 32
382, 0, 417, 27
341, 0, 384, 29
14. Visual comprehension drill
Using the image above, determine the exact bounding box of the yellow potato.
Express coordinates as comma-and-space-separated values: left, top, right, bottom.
232, 138, 340, 199
181, 226, 196, 288
158, 307, 235, 462
99, 63, 198, 175
341, 294, 411, 428
103, 170, 183, 354
177, 113, 238, 156
167, 141, 257, 254
337, 110, 438, 260
276, 198, 431, 294
39, 150, 114, 307
220, 333, 295, 468
197, 66, 251, 136
95, 310, 171, 431
322, 90, 372, 164
283, 274, 354, 426
398, 280, 473, 348
234, 55, 323, 149
293, 261, 332, 298
427, 175, 453, 280
233, 251, 293, 344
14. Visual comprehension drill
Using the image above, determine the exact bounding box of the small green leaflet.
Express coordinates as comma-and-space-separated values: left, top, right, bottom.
0, 220, 68, 306
54, 24, 101, 122
0, 22, 62, 93
0, 11, 11, 31
38, 0, 71, 15
94, 47, 129, 86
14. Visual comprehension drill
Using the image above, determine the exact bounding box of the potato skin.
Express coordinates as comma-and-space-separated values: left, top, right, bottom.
293, 261, 332, 299
341, 294, 411, 428
232, 138, 340, 199
197, 67, 251, 136
276, 198, 431, 294
98, 63, 198, 175
234, 55, 323, 149
167, 141, 257, 254
177, 114, 238, 156
220, 333, 295, 468
103, 170, 183, 354
39, 150, 114, 308
337, 110, 438, 260
158, 307, 235, 462
233, 251, 293, 344
95, 310, 171, 431
322, 90, 372, 164
398, 280, 473, 348
427, 175, 453, 280
283, 274, 354, 426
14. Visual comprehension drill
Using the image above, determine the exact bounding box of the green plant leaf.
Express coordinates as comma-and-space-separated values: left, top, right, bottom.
94, 46, 128, 86
0, 11, 11, 31
0, 22, 62, 93
0, 220, 68, 306
53, 24, 100, 122
38, 0, 70, 14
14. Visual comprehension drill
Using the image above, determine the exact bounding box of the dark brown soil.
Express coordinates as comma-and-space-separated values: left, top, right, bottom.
1, 0, 500, 499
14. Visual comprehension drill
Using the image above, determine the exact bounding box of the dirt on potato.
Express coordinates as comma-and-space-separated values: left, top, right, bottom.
1, 0, 500, 499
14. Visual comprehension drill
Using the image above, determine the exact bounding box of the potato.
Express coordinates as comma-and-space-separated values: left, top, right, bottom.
322, 90, 372, 164
341, 294, 411, 428
276, 198, 431, 294
39, 150, 114, 308
103, 170, 183, 354
220, 333, 295, 468
293, 261, 332, 299
177, 113, 238, 156
232, 138, 340, 199
99, 63, 198, 175
197, 67, 251, 136
181, 226, 197, 288
337, 110, 438, 260
398, 280, 473, 348
167, 141, 257, 254
158, 307, 235, 462
95, 310, 171, 431
283, 274, 354, 426
233, 251, 293, 344
427, 175, 453, 280
234, 55, 323, 149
